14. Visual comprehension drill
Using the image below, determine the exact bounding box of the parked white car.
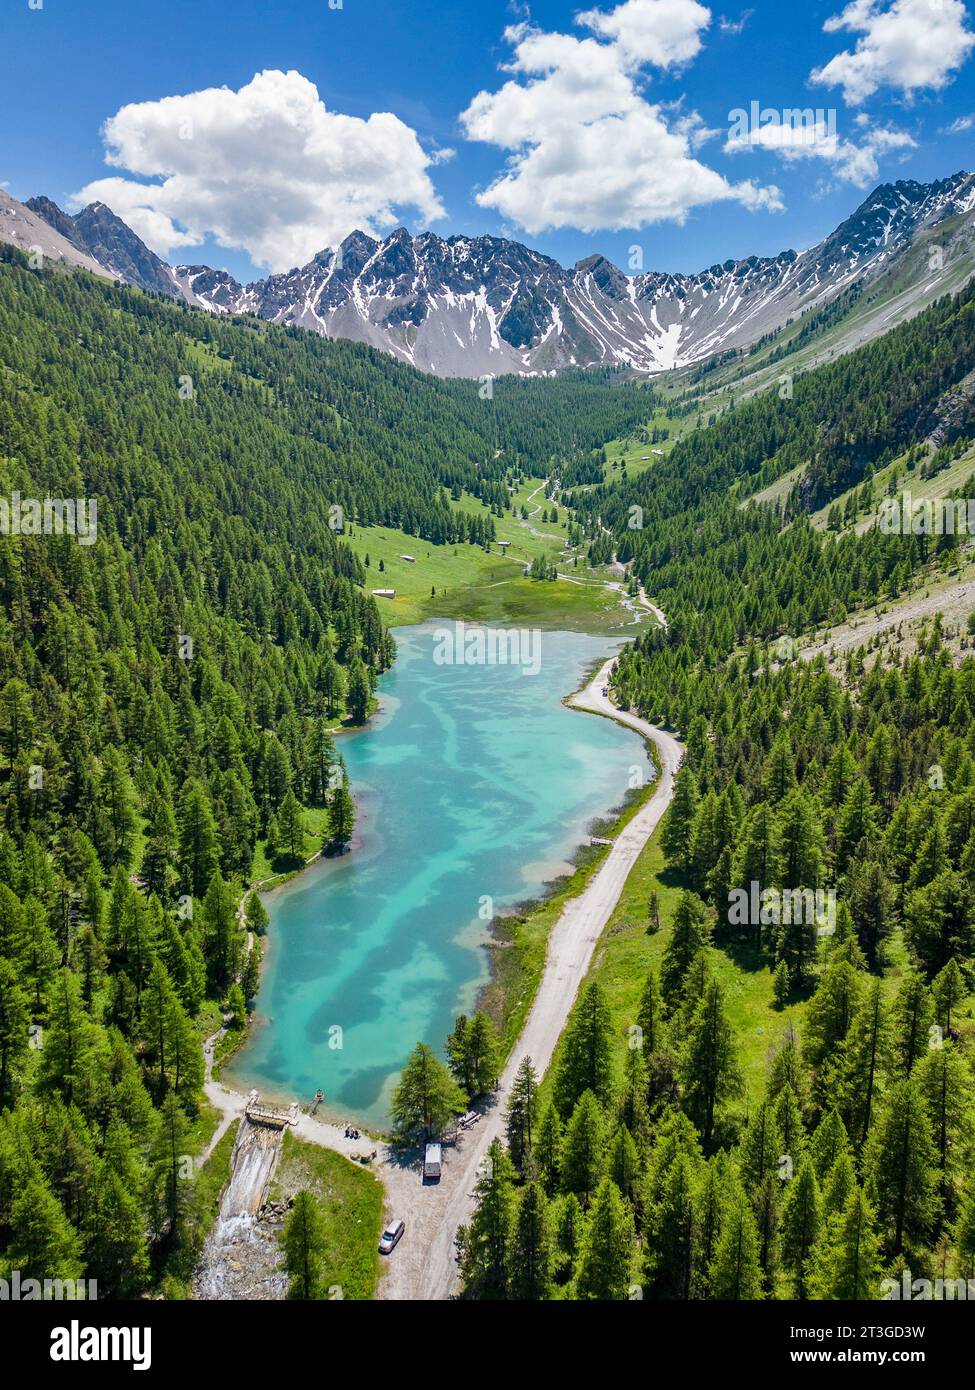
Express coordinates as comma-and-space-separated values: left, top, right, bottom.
379, 1219, 405, 1254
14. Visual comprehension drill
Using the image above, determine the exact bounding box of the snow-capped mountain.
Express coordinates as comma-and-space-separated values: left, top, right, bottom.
13, 172, 975, 378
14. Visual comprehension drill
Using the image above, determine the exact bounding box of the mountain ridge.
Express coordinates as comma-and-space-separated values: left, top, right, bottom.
10, 171, 975, 378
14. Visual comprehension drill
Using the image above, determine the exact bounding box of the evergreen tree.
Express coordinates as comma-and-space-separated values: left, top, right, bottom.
535, 1103, 564, 1194
574, 1177, 635, 1300
710, 1188, 763, 1300
810, 1188, 882, 1299
661, 892, 711, 1004
553, 982, 614, 1115
866, 1077, 938, 1256
284, 1190, 329, 1300
507, 1181, 553, 1300
780, 1157, 821, 1299
327, 782, 356, 851
460, 1138, 516, 1298
679, 979, 742, 1150
390, 1042, 466, 1139
505, 1057, 540, 1172
561, 1090, 606, 1206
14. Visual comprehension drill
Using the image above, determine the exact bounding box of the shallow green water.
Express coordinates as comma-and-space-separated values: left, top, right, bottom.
229, 621, 650, 1124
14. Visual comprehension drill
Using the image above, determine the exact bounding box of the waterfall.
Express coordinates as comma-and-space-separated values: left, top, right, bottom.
193, 1110, 290, 1300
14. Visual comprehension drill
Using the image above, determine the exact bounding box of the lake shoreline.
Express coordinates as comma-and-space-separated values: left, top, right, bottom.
229, 625, 652, 1129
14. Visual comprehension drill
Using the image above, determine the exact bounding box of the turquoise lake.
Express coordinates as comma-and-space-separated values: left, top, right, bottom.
228, 621, 651, 1125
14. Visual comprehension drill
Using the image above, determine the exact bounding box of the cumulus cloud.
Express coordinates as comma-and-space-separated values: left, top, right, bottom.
460, 2, 781, 235
577, 0, 711, 67
725, 114, 916, 186
72, 69, 447, 270
811, 0, 975, 104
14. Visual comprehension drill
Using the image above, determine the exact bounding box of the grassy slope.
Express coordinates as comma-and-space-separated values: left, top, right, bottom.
268, 1130, 384, 1300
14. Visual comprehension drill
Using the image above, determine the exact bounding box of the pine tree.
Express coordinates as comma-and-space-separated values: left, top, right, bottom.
891, 970, 935, 1080
679, 978, 742, 1150
0, 957, 28, 1106
141, 793, 178, 900
8, 1172, 83, 1282
661, 891, 712, 1004
505, 1056, 539, 1171
810, 1109, 850, 1183
574, 1177, 635, 1300
661, 766, 699, 871
636, 967, 668, 1052
645, 1150, 697, 1298
691, 1155, 727, 1299
284, 1190, 329, 1299
553, 982, 614, 1115
463, 1011, 500, 1095
277, 788, 306, 859
554, 1192, 583, 1283
460, 1138, 516, 1298
390, 1042, 466, 1139
89, 1159, 150, 1296
507, 1181, 553, 1300
710, 1188, 763, 1300
781, 1156, 820, 1298
241, 937, 262, 1003
952, 1179, 975, 1281
617, 1044, 652, 1152
607, 1125, 640, 1205
561, 1090, 606, 1205
810, 1188, 882, 1299
345, 659, 371, 725
141, 958, 179, 1095
200, 869, 240, 991
177, 779, 219, 898
327, 782, 356, 850
149, 1092, 191, 1239
837, 975, 890, 1146
243, 890, 269, 936
917, 1041, 971, 1204
866, 1077, 938, 1256
535, 1103, 563, 1194
37, 970, 97, 1107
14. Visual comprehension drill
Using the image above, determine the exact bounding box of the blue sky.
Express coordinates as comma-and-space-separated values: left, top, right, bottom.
2, 0, 974, 282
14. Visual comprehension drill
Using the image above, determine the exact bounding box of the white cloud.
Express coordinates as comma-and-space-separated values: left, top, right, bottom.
460, 2, 781, 235
811, 0, 975, 104
726, 115, 916, 186
72, 69, 446, 271
578, 0, 711, 67
942, 113, 975, 132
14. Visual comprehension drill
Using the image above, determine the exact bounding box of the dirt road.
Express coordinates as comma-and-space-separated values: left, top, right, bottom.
377, 655, 682, 1301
